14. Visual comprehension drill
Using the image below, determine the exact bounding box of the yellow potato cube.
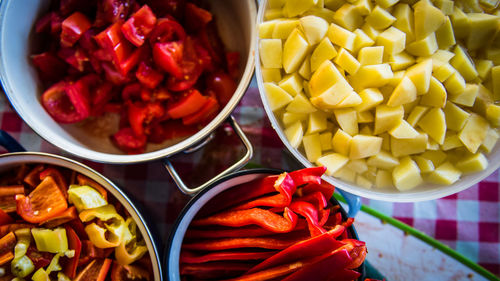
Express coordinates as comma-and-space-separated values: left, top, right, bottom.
349, 135, 383, 159
466, 13, 498, 51
333, 166, 357, 182
429, 50, 455, 66
311, 81, 354, 109
389, 119, 419, 139
353, 29, 375, 53
435, 16, 456, 50
283, 28, 310, 73
380, 133, 391, 150
272, 19, 300, 39
374, 104, 404, 134
420, 150, 447, 166
279, 73, 303, 96
417, 107, 446, 144
388, 70, 406, 87
264, 82, 294, 111
320, 132, 333, 150
444, 101, 471, 132
349, 64, 393, 89
387, 76, 417, 107
355, 88, 384, 112
366, 5, 396, 30
420, 77, 447, 108
261, 68, 282, 83
327, 23, 357, 51
354, 0, 373, 15
303, 133, 323, 162
333, 3, 363, 31
392, 156, 423, 190
334, 108, 359, 136
441, 133, 463, 151
449, 83, 478, 107
413, 0, 445, 40
481, 128, 499, 153
361, 23, 381, 41
358, 46, 384, 65
433, 0, 454, 15
479, 0, 499, 10
405, 59, 433, 95
332, 129, 353, 155
359, 124, 374, 135
356, 174, 373, 189
376, 0, 399, 8
357, 110, 374, 123
391, 132, 428, 157
286, 93, 317, 114
334, 48, 361, 75
336, 92, 363, 107
389, 51, 415, 71
406, 33, 438, 57
309, 60, 345, 96
284, 121, 304, 148
269, 0, 285, 8
427, 138, 440, 150
427, 162, 461, 185
259, 20, 277, 39
486, 49, 500, 66
450, 7, 469, 40
303, 8, 336, 22
283, 0, 317, 17
347, 159, 368, 173
265, 9, 284, 20
459, 113, 490, 153
473, 84, 494, 116
413, 155, 435, 173
450, 45, 478, 82
376, 169, 394, 188
298, 55, 312, 80
259, 39, 282, 69
376, 27, 406, 55
283, 112, 308, 126
491, 66, 500, 100
486, 104, 500, 127
456, 152, 488, 173
311, 37, 338, 72
367, 150, 399, 169
407, 105, 429, 127
299, 15, 329, 45
433, 63, 456, 83
475, 59, 493, 81
307, 111, 328, 134
324, 0, 346, 11
444, 72, 466, 96
392, 3, 415, 41
317, 153, 350, 176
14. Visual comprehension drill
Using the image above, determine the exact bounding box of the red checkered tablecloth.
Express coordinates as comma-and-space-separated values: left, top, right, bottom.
1, 79, 499, 277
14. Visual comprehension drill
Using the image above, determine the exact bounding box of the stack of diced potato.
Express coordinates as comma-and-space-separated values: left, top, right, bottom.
259, 0, 500, 191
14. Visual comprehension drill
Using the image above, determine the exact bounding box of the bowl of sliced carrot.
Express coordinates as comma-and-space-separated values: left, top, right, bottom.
166, 167, 367, 281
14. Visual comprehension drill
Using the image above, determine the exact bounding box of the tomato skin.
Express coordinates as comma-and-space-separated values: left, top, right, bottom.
112, 127, 147, 154
184, 3, 212, 32
31, 52, 68, 83
136, 62, 164, 89
149, 18, 186, 44
61, 12, 92, 47
153, 41, 183, 79
128, 102, 165, 136
167, 89, 207, 119
182, 96, 219, 125
41, 81, 86, 124
121, 5, 157, 47
205, 72, 237, 106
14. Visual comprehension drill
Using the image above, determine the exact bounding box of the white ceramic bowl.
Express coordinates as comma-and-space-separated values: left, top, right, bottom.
0, 0, 256, 164
255, 0, 500, 202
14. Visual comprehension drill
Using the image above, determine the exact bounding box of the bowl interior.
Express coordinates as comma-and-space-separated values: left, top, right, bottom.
0, 152, 163, 280
254, 0, 500, 202
0, 0, 256, 163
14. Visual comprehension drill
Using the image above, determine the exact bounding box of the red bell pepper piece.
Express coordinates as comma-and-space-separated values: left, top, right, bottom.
153, 41, 183, 78
112, 127, 147, 154
289, 166, 327, 187
230, 193, 290, 211
0, 185, 25, 213
0, 210, 13, 226
110, 262, 152, 281
247, 225, 346, 274
74, 258, 112, 281
180, 250, 277, 264
23, 165, 45, 188
180, 262, 253, 280
121, 5, 157, 47
167, 89, 208, 119
40, 206, 77, 228
301, 179, 336, 201
31, 52, 68, 83
289, 201, 326, 237
149, 18, 186, 44
64, 226, 82, 279
136, 62, 164, 89
40, 167, 68, 198
61, 12, 91, 47
182, 96, 219, 125
182, 235, 304, 251
184, 3, 213, 31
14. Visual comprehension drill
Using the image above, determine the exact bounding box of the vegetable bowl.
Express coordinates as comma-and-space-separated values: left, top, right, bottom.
255, 0, 500, 202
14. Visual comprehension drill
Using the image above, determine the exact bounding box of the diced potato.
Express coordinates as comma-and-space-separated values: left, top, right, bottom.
349, 64, 394, 89
264, 82, 294, 111
261, 68, 282, 83
259, 39, 283, 69
381, 133, 391, 150
444, 72, 466, 96
449, 83, 478, 107
450, 45, 478, 82
333, 3, 364, 31
441, 133, 463, 151
392, 156, 423, 190
391, 132, 428, 157
334, 108, 359, 136
456, 152, 488, 173
435, 16, 456, 50
283, 112, 308, 126
361, 23, 381, 41
433, 63, 456, 82
374, 104, 404, 134
327, 23, 357, 51
286, 93, 318, 113
309, 60, 345, 96
324, 0, 346, 11
350, 135, 383, 159
376, 27, 406, 55
392, 3, 415, 41
279, 73, 303, 96
285, 121, 304, 148
413, 0, 445, 40
333, 166, 357, 182
358, 46, 384, 65
300, 15, 329, 45
269, 0, 285, 9
405, 59, 432, 94
420, 77, 447, 108
427, 162, 461, 185
481, 128, 499, 153
259, 20, 278, 38
406, 33, 438, 57
492, 66, 500, 100
311, 81, 354, 109
304, 7, 337, 22
336, 92, 363, 107
444, 101, 471, 131
420, 150, 447, 166
359, 124, 374, 135
429, 50, 455, 66
303, 133, 323, 162
450, 6, 469, 40
376, 169, 394, 188
459, 113, 490, 153
357, 110, 374, 123
311, 37, 338, 72
366, 5, 396, 29
475, 59, 493, 81
272, 19, 300, 39
413, 155, 435, 173
332, 128, 353, 155
307, 111, 328, 134
388, 70, 406, 86
317, 153, 350, 176
367, 150, 399, 168
387, 76, 417, 107
486, 104, 500, 127
466, 13, 498, 51
355, 88, 384, 112
417, 107, 446, 144
265, 9, 284, 20
376, 0, 399, 8
389, 52, 415, 71
434, 0, 454, 15
486, 49, 500, 66
389, 119, 419, 139
354, 0, 373, 15
334, 48, 361, 75
356, 174, 373, 188
283, 0, 317, 17
407, 105, 429, 127
283, 28, 310, 74
320, 132, 333, 150
353, 28, 375, 52
347, 159, 369, 173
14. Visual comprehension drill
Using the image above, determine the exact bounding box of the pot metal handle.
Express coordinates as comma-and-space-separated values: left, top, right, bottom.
164, 115, 253, 195
0, 130, 26, 152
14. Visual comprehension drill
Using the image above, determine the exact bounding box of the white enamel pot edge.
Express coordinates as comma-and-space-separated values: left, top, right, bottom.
0, 0, 257, 165
0, 151, 163, 281
254, 0, 500, 202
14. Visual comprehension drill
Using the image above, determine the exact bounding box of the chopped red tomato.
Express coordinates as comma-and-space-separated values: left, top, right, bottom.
167, 89, 207, 119
95, 0, 134, 27
31, 52, 68, 83
184, 2, 212, 31
153, 41, 183, 79
65, 78, 91, 120
57, 47, 89, 72
226, 51, 240, 80
128, 102, 165, 136
136, 62, 164, 89
121, 5, 157, 47
149, 18, 186, 44
61, 12, 92, 47
112, 127, 147, 154
182, 96, 219, 125
41, 82, 87, 123
95, 22, 133, 68
205, 72, 237, 106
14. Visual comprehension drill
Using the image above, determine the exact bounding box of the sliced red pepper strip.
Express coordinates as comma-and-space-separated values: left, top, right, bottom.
167, 89, 208, 119
0, 185, 25, 213
247, 225, 346, 274
0, 232, 16, 256
0, 252, 14, 267
0, 210, 13, 226
40, 167, 68, 198
74, 258, 112, 281
325, 268, 362, 281
341, 239, 367, 269
192, 207, 298, 233
182, 96, 219, 125
136, 62, 164, 89
180, 250, 277, 264
180, 262, 253, 280
64, 226, 82, 279
296, 191, 327, 210
110, 262, 152, 281
23, 164, 45, 188
274, 173, 297, 204
121, 5, 157, 47
40, 206, 77, 228
289, 201, 326, 237
318, 208, 331, 227
61, 12, 91, 47
300, 179, 336, 201
289, 166, 327, 187
182, 235, 303, 251
228, 261, 304, 281
230, 194, 290, 211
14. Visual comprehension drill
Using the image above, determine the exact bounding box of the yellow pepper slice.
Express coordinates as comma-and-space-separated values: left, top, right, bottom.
46, 253, 64, 274
31, 228, 68, 254
84, 217, 127, 249
68, 185, 107, 212
31, 268, 50, 281
115, 218, 147, 265
78, 204, 123, 223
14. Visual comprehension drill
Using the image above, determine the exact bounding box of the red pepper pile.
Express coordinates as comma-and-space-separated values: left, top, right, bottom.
180, 167, 368, 281
32, 0, 239, 153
